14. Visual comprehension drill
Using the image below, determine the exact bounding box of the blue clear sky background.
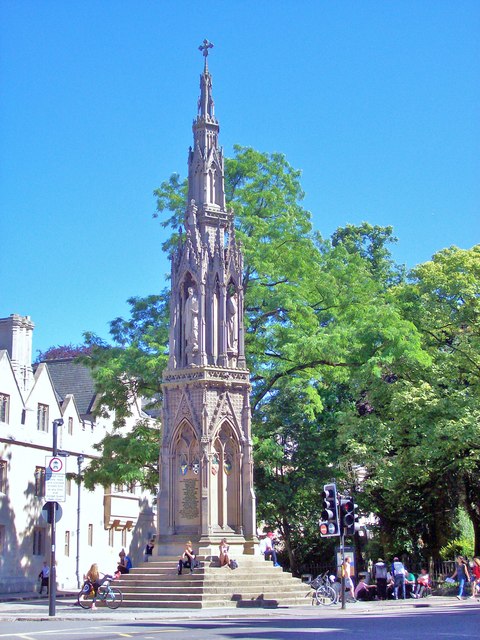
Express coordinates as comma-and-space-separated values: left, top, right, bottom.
1, 1, 479, 356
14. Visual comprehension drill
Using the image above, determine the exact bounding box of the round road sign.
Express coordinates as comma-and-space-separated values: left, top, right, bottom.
49, 457, 63, 472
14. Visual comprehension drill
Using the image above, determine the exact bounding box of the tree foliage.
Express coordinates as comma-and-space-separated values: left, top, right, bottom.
81, 144, 479, 564
35, 343, 93, 363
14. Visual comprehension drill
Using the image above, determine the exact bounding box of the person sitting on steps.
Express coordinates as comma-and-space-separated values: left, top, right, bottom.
259, 532, 280, 567
177, 540, 197, 575
219, 538, 230, 567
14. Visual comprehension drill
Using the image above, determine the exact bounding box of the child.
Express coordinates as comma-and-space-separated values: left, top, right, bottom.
412, 568, 430, 598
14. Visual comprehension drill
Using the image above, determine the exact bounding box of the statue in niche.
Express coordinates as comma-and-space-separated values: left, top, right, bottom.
226, 291, 238, 351
184, 286, 199, 362
186, 200, 197, 233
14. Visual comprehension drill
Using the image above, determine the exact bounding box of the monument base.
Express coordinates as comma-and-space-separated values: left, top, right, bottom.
156, 533, 258, 559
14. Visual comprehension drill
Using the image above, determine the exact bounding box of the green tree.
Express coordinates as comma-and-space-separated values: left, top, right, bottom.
336, 245, 480, 558
82, 146, 429, 568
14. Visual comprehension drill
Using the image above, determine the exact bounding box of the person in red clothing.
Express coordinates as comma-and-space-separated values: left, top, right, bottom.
470, 557, 480, 599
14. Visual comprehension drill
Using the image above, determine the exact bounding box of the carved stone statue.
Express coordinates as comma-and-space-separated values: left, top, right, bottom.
226, 292, 238, 351
184, 286, 199, 361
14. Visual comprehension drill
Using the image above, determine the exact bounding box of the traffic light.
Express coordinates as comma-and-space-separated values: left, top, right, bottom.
340, 497, 360, 536
319, 483, 340, 537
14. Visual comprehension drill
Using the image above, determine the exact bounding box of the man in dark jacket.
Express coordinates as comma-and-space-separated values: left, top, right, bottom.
373, 558, 388, 600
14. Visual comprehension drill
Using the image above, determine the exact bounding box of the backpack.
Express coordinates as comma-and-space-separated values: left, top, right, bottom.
229, 559, 238, 570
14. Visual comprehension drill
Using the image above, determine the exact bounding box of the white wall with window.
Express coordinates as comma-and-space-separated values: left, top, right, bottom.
0, 316, 158, 594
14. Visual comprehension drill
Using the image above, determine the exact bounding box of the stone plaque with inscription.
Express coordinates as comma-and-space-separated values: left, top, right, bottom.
179, 477, 199, 522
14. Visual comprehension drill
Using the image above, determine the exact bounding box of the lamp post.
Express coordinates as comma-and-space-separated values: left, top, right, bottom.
76, 454, 84, 588
49, 418, 63, 617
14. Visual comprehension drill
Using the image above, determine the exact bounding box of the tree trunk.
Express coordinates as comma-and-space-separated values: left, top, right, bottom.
463, 472, 480, 556
280, 516, 297, 575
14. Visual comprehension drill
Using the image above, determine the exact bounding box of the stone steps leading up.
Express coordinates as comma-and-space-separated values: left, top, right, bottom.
117, 556, 310, 609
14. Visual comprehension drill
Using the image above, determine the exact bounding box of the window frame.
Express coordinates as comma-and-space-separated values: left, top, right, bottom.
0, 460, 6, 493
33, 526, 46, 556
34, 466, 46, 497
0, 393, 9, 423
37, 403, 49, 432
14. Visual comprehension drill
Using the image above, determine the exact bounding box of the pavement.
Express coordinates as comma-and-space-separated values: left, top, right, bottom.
0, 591, 478, 623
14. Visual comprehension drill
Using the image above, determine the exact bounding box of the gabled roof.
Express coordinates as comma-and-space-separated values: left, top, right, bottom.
39, 358, 97, 418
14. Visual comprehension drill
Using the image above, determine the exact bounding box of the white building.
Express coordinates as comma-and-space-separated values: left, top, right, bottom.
0, 313, 158, 594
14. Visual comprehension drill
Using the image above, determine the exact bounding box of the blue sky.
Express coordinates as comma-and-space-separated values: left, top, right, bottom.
1, 1, 479, 356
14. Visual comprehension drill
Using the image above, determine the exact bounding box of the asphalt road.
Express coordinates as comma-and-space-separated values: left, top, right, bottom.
0, 604, 478, 639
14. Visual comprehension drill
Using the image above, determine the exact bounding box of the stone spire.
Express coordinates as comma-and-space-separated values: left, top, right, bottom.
166, 40, 246, 371
187, 39, 226, 213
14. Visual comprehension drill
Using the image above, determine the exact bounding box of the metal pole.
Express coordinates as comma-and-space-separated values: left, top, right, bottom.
76, 455, 84, 588
341, 531, 346, 610
48, 418, 63, 617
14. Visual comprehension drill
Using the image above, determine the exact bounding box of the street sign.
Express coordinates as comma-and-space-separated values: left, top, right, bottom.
45, 456, 66, 502
41, 501, 62, 524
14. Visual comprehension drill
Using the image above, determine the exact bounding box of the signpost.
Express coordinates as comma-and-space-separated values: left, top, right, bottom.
45, 456, 66, 503
48, 418, 64, 617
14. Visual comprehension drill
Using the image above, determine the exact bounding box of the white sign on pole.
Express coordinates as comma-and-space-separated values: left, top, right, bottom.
45, 456, 66, 502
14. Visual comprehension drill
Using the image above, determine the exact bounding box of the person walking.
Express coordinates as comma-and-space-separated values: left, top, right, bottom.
342, 557, 356, 601
451, 556, 470, 600
373, 558, 388, 600
392, 557, 407, 600
470, 557, 480, 599
38, 561, 50, 596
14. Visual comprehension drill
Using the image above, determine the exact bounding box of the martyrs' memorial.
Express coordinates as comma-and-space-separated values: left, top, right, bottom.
157, 41, 257, 557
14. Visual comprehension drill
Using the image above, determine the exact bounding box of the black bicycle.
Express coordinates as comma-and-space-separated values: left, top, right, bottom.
77, 574, 123, 609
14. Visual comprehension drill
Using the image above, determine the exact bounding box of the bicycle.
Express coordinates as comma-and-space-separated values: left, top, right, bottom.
77, 574, 123, 609
307, 572, 338, 606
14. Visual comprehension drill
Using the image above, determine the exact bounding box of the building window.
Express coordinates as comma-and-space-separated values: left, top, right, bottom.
68, 416, 73, 435
34, 466, 46, 497
88, 524, 93, 547
65, 531, 70, 557
0, 460, 6, 493
121, 528, 127, 547
0, 525, 5, 555
33, 527, 46, 556
108, 528, 114, 547
0, 393, 9, 423
37, 404, 49, 432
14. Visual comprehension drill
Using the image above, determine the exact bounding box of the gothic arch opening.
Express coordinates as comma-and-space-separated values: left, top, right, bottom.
172, 420, 200, 533
210, 421, 241, 532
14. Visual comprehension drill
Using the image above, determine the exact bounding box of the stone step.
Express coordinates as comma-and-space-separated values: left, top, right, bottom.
122, 590, 307, 601
120, 596, 310, 609
120, 584, 304, 596
118, 575, 294, 585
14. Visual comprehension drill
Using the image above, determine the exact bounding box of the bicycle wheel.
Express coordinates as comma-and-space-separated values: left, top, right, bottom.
77, 589, 92, 609
315, 585, 337, 606
105, 586, 123, 609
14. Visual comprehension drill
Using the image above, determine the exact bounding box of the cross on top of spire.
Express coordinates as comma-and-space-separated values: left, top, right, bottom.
198, 39, 214, 69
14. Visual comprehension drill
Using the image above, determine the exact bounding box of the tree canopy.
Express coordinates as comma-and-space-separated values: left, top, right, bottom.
80, 145, 479, 564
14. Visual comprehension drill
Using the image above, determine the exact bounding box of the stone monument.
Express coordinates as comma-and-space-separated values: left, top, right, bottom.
157, 41, 257, 557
